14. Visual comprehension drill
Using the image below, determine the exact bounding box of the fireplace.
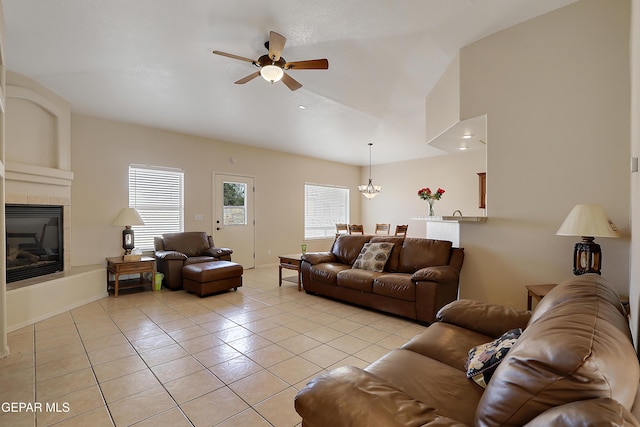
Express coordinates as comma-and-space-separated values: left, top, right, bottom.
6, 204, 64, 283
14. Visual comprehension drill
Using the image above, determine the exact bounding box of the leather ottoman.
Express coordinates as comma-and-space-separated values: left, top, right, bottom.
181, 260, 243, 297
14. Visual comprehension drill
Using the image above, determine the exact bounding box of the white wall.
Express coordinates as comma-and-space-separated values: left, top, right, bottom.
363, 0, 631, 308
70, 115, 361, 267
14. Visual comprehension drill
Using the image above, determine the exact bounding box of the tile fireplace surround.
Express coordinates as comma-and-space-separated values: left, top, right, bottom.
5, 163, 73, 289
4, 163, 106, 332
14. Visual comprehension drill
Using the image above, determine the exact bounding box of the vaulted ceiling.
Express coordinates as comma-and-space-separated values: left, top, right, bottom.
3, 0, 577, 165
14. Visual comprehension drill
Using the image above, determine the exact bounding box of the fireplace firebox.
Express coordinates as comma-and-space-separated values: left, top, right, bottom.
6, 204, 64, 283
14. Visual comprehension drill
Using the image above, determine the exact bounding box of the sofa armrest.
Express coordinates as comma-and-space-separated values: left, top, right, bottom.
524, 398, 639, 427
436, 299, 531, 338
204, 247, 233, 258
302, 252, 336, 265
295, 366, 469, 427
155, 250, 188, 260
412, 265, 459, 283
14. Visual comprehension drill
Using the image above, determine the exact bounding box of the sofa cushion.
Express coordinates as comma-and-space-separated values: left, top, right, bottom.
476, 275, 640, 426
397, 238, 452, 273
336, 268, 380, 292
437, 299, 531, 339
372, 274, 415, 301
162, 232, 210, 257
401, 322, 493, 372
308, 263, 352, 286
295, 366, 465, 427
353, 242, 395, 272
466, 328, 522, 388
524, 398, 640, 427
184, 256, 216, 266
370, 236, 405, 272
366, 349, 484, 426
331, 234, 372, 265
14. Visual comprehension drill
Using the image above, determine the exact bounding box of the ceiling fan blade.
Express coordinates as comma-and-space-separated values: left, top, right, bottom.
212, 50, 256, 63
234, 71, 261, 84
281, 72, 302, 91
284, 59, 329, 70
268, 31, 287, 61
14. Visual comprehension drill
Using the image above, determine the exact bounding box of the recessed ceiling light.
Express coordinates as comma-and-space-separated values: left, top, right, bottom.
298, 105, 307, 110
462, 134, 473, 139
459, 145, 469, 151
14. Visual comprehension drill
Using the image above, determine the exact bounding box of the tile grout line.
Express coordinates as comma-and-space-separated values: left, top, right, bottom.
68, 308, 117, 427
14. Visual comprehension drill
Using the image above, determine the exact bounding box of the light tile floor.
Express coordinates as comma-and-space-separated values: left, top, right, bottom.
0, 266, 426, 427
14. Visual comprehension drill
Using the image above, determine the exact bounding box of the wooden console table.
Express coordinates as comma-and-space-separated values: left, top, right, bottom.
106, 256, 155, 297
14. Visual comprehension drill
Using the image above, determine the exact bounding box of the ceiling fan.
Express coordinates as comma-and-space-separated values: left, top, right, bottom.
213, 31, 329, 91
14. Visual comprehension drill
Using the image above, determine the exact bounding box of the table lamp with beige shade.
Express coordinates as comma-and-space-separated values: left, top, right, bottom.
112, 207, 145, 258
556, 204, 620, 275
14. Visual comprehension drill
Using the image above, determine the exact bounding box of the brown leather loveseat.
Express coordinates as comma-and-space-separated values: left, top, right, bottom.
295, 274, 640, 426
301, 234, 464, 324
154, 231, 233, 290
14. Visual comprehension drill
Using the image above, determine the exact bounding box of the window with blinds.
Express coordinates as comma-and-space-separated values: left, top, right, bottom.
129, 165, 184, 251
304, 184, 349, 240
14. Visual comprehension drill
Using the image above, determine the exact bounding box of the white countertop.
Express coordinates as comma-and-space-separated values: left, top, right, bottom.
411, 216, 487, 223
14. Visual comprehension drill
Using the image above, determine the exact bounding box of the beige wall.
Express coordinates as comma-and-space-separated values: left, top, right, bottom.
3, 0, 633, 328
462, 0, 631, 302
363, 0, 631, 308
360, 150, 486, 237
630, 0, 640, 347
70, 115, 361, 267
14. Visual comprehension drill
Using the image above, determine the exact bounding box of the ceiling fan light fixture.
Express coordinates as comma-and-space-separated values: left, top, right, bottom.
260, 65, 284, 83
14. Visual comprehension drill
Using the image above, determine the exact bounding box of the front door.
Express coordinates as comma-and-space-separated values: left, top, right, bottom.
214, 173, 255, 269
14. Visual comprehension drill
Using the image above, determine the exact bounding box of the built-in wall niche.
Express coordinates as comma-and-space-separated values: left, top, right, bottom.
427, 114, 487, 215
6, 204, 64, 283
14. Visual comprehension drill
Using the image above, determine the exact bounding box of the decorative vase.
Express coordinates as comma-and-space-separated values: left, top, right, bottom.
428, 199, 435, 216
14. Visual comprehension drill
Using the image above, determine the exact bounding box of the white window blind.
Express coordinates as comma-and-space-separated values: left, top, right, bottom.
129, 165, 184, 251
304, 184, 349, 240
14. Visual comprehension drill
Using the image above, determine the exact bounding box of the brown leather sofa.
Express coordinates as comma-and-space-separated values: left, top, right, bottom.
295, 274, 640, 426
301, 234, 464, 324
154, 232, 233, 290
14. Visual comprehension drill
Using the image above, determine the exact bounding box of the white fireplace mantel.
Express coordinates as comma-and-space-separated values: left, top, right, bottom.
6, 161, 74, 187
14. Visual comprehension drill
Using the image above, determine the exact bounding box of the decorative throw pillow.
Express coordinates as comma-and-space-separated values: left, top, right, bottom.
466, 328, 522, 388
352, 242, 395, 273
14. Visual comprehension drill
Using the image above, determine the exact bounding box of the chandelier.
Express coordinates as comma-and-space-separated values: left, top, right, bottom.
358, 143, 381, 199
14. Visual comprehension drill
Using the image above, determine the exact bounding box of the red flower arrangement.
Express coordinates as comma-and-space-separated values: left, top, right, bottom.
417, 187, 445, 201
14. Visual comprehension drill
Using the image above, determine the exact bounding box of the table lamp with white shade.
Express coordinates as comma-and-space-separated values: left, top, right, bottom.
556, 204, 620, 275
112, 207, 145, 256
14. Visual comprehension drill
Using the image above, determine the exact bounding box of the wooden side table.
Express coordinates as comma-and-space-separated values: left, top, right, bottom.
278, 254, 303, 291
106, 256, 156, 297
526, 283, 631, 313
525, 284, 557, 310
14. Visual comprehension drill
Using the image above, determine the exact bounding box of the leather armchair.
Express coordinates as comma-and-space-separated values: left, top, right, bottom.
154, 231, 232, 290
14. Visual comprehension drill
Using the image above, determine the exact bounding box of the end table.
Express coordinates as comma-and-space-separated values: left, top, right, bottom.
278, 254, 303, 291
106, 256, 156, 297
525, 284, 557, 310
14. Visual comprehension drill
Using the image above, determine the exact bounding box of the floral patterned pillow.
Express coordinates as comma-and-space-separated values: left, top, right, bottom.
466, 328, 522, 388
352, 242, 395, 273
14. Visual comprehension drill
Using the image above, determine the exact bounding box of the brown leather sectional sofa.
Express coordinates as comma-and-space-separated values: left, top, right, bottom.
295, 274, 640, 426
301, 234, 464, 324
